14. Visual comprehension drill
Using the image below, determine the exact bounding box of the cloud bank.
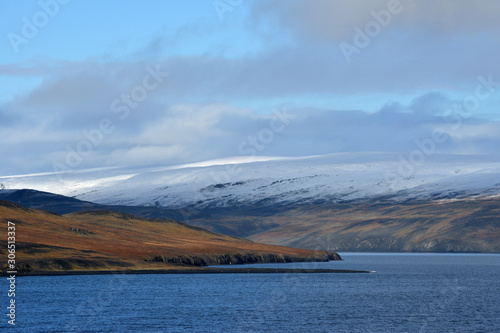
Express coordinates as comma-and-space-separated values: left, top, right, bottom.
1, 1, 499, 175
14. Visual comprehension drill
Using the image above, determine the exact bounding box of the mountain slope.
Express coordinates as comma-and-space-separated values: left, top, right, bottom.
2, 153, 500, 209
0, 188, 187, 220
2, 189, 498, 253
1, 153, 499, 254
244, 198, 500, 252
0, 201, 339, 273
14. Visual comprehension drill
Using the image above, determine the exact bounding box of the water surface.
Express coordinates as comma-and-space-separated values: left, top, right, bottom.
4, 253, 499, 332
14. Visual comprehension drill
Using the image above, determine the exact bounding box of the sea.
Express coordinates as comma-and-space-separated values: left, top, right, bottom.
3, 253, 499, 332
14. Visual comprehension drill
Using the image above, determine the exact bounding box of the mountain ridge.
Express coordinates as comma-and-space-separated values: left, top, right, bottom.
1, 189, 499, 253
1, 153, 499, 209
1, 152, 499, 253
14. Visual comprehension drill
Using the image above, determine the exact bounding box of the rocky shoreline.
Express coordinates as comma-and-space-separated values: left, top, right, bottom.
4, 266, 371, 277
145, 252, 341, 266
4, 252, 342, 275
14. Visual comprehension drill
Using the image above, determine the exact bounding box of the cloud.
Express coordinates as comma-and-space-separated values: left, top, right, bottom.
4, 30, 500, 126
249, 0, 500, 92
2, 2, 500, 176
1, 63, 499, 176
252, 0, 500, 41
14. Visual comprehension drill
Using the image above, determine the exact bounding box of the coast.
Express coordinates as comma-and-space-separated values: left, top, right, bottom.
4, 267, 373, 277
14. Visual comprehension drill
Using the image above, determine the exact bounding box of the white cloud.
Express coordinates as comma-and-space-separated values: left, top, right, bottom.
2, 78, 499, 176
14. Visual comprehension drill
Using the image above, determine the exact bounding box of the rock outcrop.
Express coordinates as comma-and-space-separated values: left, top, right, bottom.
146, 251, 341, 267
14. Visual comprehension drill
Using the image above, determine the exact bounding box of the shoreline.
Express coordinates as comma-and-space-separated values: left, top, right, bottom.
3, 267, 373, 277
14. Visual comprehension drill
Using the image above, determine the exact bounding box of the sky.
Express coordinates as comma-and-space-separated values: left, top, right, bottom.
1, 0, 500, 176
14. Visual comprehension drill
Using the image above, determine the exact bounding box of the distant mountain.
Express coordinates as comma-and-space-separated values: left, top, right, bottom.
1, 153, 499, 253
0, 201, 338, 274
245, 198, 500, 252
0, 189, 99, 214
2, 153, 499, 209
0, 188, 187, 220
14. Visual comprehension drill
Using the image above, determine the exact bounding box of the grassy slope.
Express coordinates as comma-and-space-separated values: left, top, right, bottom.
0, 201, 337, 273
189, 198, 500, 252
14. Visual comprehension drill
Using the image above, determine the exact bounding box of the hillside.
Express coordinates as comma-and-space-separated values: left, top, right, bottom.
1, 152, 499, 254
2, 189, 499, 253
243, 198, 500, 252
0, 201, 339, 274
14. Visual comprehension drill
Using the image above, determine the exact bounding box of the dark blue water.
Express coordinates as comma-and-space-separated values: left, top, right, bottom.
3, 253, 499, 332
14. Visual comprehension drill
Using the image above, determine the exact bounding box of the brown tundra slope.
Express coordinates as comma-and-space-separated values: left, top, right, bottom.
0, 201, 339, 273
189, 198, 500, 253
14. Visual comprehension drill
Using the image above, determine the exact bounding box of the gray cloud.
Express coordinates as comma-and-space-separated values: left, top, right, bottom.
252, 0, 500, 41
154, 42, 500, 102
1, 61, 498, 176
248, 0, 500, 90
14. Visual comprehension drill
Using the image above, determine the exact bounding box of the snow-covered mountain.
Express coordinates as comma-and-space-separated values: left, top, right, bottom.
2, 153, 500, 208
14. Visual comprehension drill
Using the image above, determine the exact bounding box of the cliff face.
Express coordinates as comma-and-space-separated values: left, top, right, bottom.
147, 252, 340, 267
0, 201, 340, 274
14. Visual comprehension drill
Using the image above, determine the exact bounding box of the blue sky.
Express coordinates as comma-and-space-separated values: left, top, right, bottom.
1, 0, 500, 175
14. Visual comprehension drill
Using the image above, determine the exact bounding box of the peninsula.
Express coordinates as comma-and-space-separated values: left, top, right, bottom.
0, 201, 360, 275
